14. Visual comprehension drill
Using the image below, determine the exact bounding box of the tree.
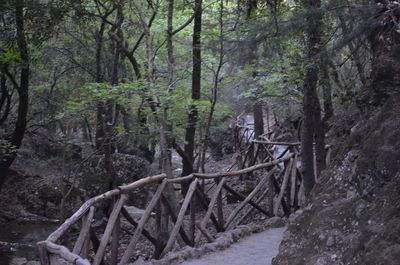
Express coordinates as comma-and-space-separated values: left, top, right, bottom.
300, 0, 325, 196
253, 102, 264, 139
0, 0, 29, 191
368, 0, 400, 105
182, 0, 203, 180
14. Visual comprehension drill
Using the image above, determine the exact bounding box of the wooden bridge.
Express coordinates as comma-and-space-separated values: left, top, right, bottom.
37, 125, 331, 265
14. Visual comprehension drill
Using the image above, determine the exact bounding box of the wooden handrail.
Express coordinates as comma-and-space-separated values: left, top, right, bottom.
193, 153, 293, 179
118, 174, 166, 193
40, 148, 305, 265
47, 174, 166, 243
47, 188, 121, 243
253, 140, 332, 149
38, 241, 90, 265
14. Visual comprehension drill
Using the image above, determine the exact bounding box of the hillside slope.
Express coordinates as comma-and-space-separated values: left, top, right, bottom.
272, 96, 400, 265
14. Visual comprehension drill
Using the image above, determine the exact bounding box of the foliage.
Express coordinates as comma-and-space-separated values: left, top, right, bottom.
0, 140, 17, 162
0, 0, 379, 171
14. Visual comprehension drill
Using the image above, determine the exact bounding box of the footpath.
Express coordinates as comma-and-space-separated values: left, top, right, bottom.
180, 227, 286, 265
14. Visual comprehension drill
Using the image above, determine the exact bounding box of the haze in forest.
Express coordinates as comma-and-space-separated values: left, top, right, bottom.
1, 0, 399, 265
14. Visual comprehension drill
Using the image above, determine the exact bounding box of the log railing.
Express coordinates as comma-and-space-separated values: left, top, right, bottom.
37, 123, 333, 265
37, 149, 309, 265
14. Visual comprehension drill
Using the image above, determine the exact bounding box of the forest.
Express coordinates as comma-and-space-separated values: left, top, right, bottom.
0, 0, 400, 265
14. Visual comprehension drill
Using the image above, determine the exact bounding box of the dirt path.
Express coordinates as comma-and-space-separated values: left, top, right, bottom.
180, 227, 286, 265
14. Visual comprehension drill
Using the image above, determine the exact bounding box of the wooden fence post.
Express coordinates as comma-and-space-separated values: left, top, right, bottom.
73, 206, 95, 255
119, 179, 167, 265
274, 158, 293, 216
226, 167, 276, 229
93, 194, 127, 265
160, 178, 199, 257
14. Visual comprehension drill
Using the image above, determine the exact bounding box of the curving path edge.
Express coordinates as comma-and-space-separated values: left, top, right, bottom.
179, 227, 286, 265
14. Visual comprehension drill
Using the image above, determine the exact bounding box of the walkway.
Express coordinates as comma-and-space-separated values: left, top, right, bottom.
180, 227, 286, 265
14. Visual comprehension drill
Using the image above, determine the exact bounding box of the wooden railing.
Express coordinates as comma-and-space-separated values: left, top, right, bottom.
36, 152, 307, 265
234, 125, 255, 151
37, 127, 332, 265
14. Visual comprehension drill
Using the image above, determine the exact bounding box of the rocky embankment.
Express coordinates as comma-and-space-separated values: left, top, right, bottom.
273, 97, 400, 265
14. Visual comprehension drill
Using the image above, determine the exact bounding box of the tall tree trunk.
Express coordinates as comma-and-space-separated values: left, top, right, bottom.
320, 56, 333, 124
253, 102, 264, 139
0, 72, 12, 125
312, 90, 326, 175
104, 2, 123, 190
245, 1, 263, 141
301, 0, 323, 196
132, 1, 179, 255
199, 0, 224, 173
153, 1, 177, 256
0, 0, 29, 191
95, 21, 106, 151
182, 0, 202, 180
167, 0, 175, 89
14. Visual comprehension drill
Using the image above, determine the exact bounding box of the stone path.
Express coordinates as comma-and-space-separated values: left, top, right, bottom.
180, 227, 286, 265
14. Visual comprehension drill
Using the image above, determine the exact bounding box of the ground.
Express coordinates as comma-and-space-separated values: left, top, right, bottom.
271, 96, 400, 265
180, 227, 286, 265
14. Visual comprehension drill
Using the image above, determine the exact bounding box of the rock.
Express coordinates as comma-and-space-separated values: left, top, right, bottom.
265, 217, 286, 228
313, 257, 328, 265
326, 236, 335, 247
131, 256, 152, 265
10, 257, 27, 265
355, 200, 367, 218
26, 261, 40, 265
346, 189, 357, 199
272, 97, 400, 265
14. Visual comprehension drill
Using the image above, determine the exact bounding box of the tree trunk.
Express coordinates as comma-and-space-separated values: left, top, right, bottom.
320, 56, 333, 124
301, 0, 323, 196
104, 4, 123, 191
132, 1, 180, 254
0, 73, 12, 125
253, 102, 264, 139
95, 21, 106, 151
0, 0, 29, 191
199, 0, 224, 173
182, 0, 202, 182
312, 90, 326, 175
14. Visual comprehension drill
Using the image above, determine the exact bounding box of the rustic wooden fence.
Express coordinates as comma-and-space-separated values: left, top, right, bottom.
37, 125, 331, 265
233, 124, 331, 181
36, 152, 314, 264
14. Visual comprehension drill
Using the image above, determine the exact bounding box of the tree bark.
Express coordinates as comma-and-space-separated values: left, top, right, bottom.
312, 89, 326, 175
131, 1, 180, 254
0, 0, 29, 191
104, 3, 123, 191
320, 56, 333, 124
0, 72, 12, 125
95, 20, 106, 151
199, 0, 224, 173
182, 0, 202, 182
301, 0, 323, 196
253, 102, 264, 139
